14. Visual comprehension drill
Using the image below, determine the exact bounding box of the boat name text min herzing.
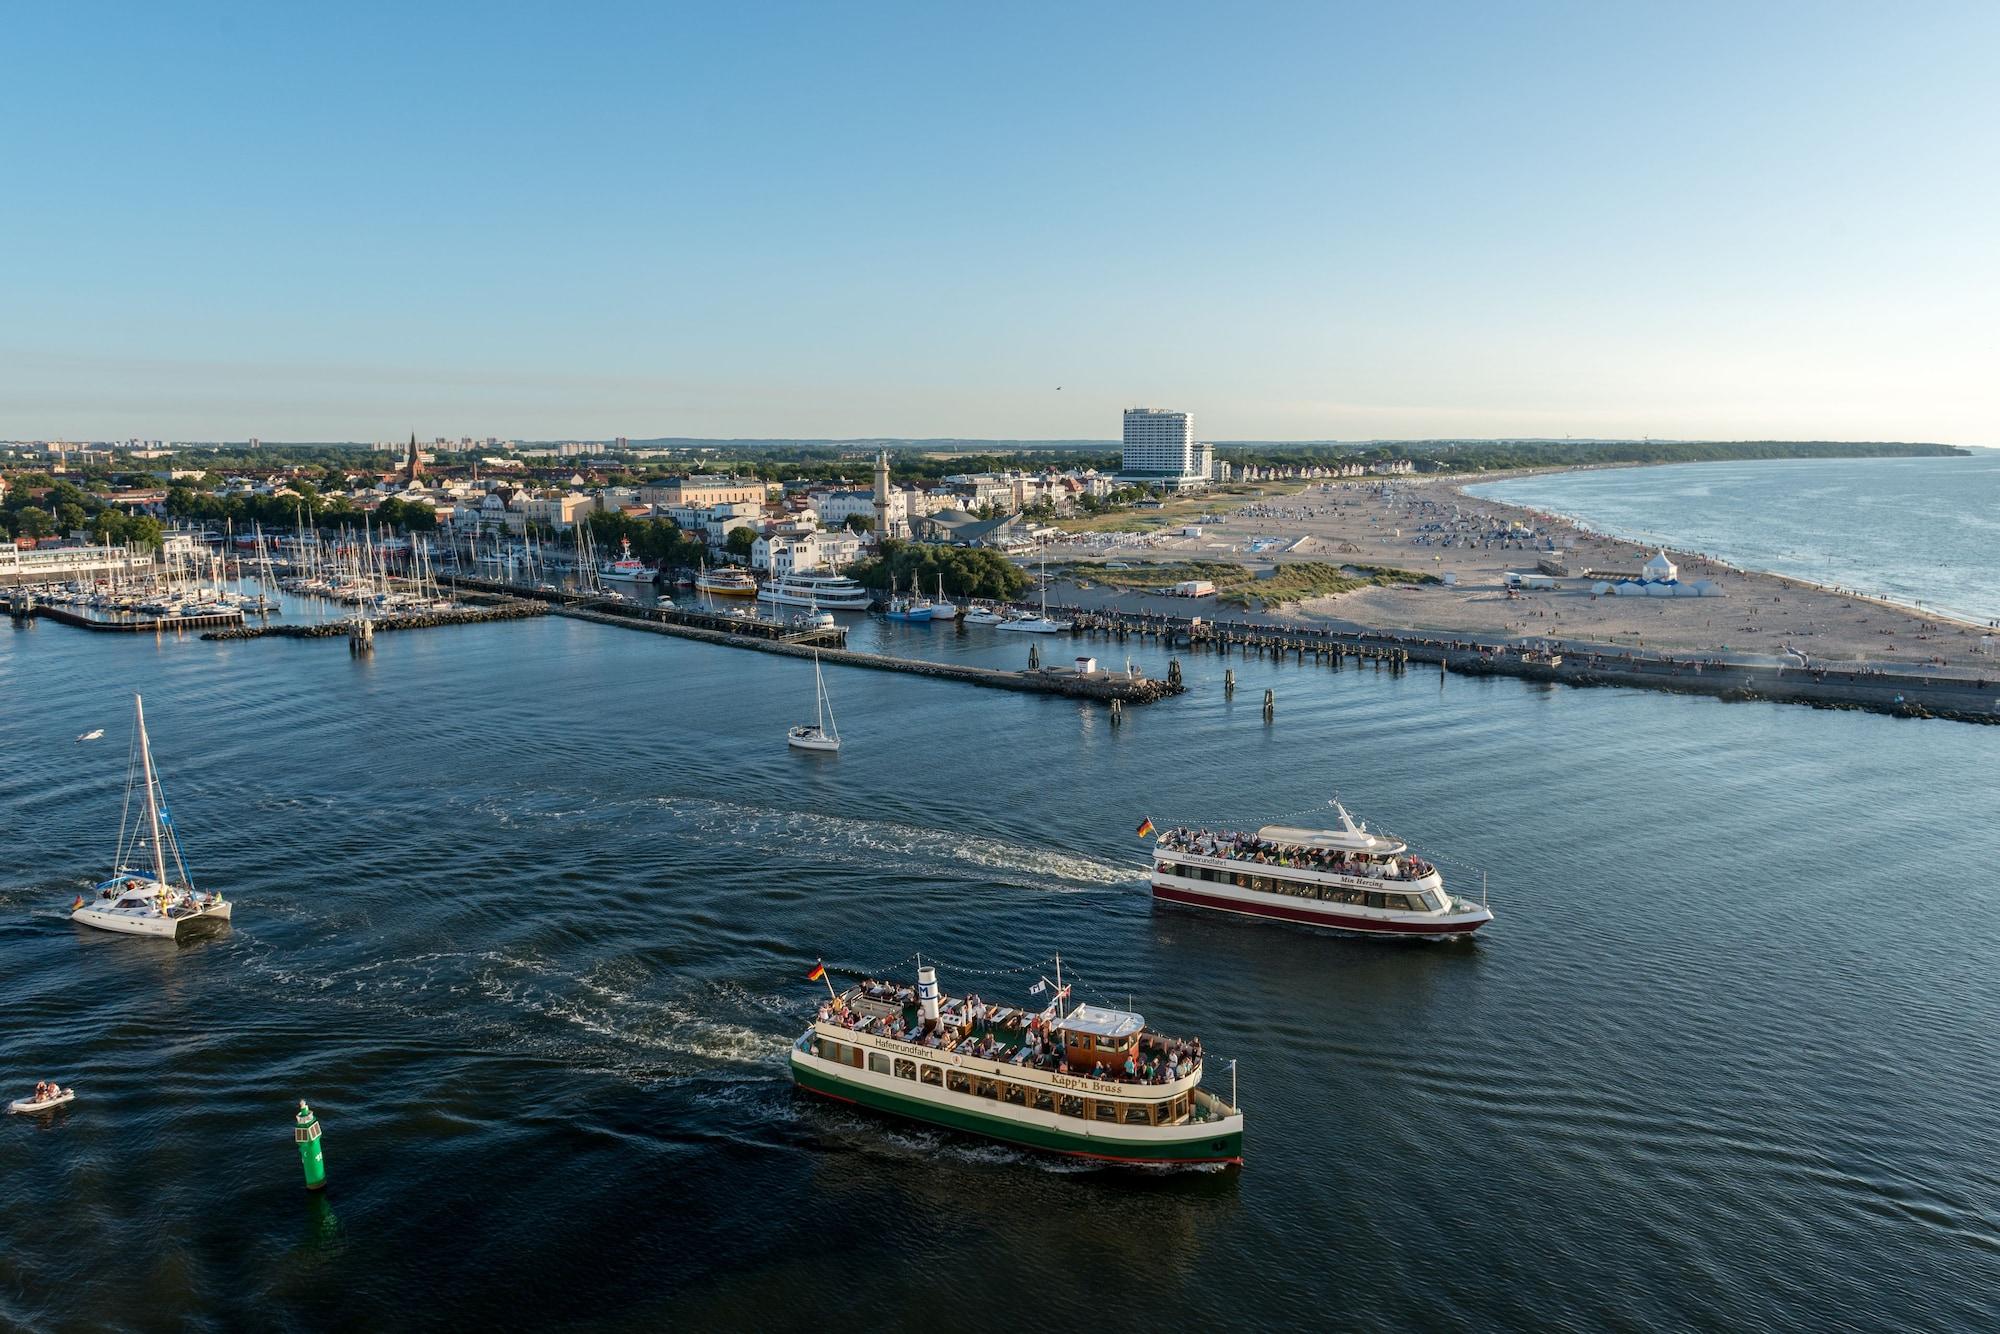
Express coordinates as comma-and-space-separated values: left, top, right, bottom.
870, 1034, 1150, 1097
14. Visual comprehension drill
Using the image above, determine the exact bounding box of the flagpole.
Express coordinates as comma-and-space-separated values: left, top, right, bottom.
818, 959, 839, 1004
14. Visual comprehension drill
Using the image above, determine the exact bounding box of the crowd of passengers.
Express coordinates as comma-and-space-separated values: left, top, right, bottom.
818, 982, 1203, 1086
1156, 827, 1435, 880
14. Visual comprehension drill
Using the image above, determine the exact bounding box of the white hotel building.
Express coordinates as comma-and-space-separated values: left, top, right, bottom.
1117, 408, 1213, 491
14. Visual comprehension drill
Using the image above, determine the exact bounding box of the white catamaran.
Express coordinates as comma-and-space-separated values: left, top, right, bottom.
71, 695, 231, 940
788, 651, 842, 752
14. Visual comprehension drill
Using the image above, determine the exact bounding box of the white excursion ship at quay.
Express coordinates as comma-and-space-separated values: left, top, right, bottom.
1150, 800, 1492, 938
791, 960, 1245, 1166
757, 570, 871, 610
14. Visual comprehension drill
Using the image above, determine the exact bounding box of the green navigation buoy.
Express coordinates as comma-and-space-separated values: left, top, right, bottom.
294, 1099, 327, 1191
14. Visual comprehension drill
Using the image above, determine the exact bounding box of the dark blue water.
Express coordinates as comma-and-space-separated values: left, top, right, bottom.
4, 605, 1997, 1331
1469, 453, 2000, 624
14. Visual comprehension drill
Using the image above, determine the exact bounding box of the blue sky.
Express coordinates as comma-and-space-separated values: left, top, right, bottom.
3, 1, 1995, 443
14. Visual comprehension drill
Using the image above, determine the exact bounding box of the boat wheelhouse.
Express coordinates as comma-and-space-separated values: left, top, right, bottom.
1150, 800, 1490, 938
757, 571, 871, 610
790, 961, 1244, 1166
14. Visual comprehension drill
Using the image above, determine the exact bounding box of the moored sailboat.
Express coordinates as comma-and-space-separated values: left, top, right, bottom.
996, 550, 1071, 634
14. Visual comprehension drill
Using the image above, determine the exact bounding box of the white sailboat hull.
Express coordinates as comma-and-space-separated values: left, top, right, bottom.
71, 900, 232, 939
787, 727, 841, 752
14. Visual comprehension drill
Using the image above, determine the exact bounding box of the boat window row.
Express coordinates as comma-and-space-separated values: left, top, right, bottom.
862, 1050, 1191, 1125
1158, 863, 1443, 912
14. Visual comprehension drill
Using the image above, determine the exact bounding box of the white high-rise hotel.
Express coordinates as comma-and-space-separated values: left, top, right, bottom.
1118, 408, 1213, 491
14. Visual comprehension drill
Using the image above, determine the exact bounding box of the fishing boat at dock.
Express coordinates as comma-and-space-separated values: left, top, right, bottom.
71, 695, 232, 940
790, 958, 1244, 1166
1148, 799, 1491, 938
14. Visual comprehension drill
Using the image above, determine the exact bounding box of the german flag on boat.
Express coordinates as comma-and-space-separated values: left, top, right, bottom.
805, 961, 827, 982
1136, 817, 1156, 839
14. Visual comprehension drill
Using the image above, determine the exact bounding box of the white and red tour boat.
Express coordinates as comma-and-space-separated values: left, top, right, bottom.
1149, 799, 1491, 938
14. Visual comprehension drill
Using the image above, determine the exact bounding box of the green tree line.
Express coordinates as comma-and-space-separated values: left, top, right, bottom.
846, 541, 1028, 600
2, 476, 166, 548
586, 510, 710, 568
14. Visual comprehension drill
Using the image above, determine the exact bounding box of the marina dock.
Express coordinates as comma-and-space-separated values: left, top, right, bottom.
9, 595, 246, 634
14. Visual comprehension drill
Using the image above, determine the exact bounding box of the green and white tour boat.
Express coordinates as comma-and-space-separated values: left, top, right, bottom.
790, 959, 1244, 1166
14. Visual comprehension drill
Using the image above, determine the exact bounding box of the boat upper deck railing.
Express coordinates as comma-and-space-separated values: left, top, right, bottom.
820, 982, 1207, 1092
1155, 828, 1436, 882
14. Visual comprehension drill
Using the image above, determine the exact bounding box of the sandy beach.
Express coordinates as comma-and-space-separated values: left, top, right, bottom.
1057, 473, 1998, 675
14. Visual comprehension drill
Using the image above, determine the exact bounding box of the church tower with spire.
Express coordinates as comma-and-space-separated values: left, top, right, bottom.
405, 433, 423, 485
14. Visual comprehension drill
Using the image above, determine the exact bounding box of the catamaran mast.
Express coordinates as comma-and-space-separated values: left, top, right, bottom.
134, 695, 171, 889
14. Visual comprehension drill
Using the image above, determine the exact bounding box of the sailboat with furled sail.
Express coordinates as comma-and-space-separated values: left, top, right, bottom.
71, 695, 231, 939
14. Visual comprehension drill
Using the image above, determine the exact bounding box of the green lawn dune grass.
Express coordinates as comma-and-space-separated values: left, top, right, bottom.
1060, 559, 1438, 610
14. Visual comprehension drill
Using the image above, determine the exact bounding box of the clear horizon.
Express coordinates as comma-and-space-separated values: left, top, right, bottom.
5, 2, 1995, 446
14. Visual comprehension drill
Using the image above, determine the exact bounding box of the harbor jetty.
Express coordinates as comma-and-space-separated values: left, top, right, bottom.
552, 602, 1179, 703
201, 600, 549, 642
1047, 602, 2000, 724
445, 575, 847, 646
449, 576, 1177, 704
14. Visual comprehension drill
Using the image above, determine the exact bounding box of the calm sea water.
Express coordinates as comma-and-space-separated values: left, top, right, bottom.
3, 600, 1998, 1331
1467, 452, 2000, 624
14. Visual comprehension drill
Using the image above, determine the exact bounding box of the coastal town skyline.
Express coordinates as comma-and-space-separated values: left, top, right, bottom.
8, 7, 2000, 1327
6, 3, 1996, 445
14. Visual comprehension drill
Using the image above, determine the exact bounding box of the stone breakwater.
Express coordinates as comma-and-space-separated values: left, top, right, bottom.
551, 604, 1182, 704
201, 602, 549, 641
1049, 604, 2000, 725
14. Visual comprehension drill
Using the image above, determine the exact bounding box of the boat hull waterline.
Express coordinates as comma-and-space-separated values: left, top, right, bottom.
1150, 882, 1486, 936
9, 1091, 75, 1114
790, 1048, 1243, 1165
71, 898, 233, 939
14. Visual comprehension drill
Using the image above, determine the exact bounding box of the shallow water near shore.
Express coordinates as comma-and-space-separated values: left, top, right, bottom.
1468, 452, 2000, 624
3, 607, 1998, 1331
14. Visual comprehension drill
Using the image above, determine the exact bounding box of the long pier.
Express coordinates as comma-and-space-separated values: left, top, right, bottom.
447, 576, 1179, 704
551, 603, 1180, 702
444, 576, 848, 647
1047, 603, 2000, 724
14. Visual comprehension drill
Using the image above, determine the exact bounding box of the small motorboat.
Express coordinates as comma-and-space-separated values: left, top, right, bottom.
77, 728, 104, 742
9, 1086, 74, 1114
